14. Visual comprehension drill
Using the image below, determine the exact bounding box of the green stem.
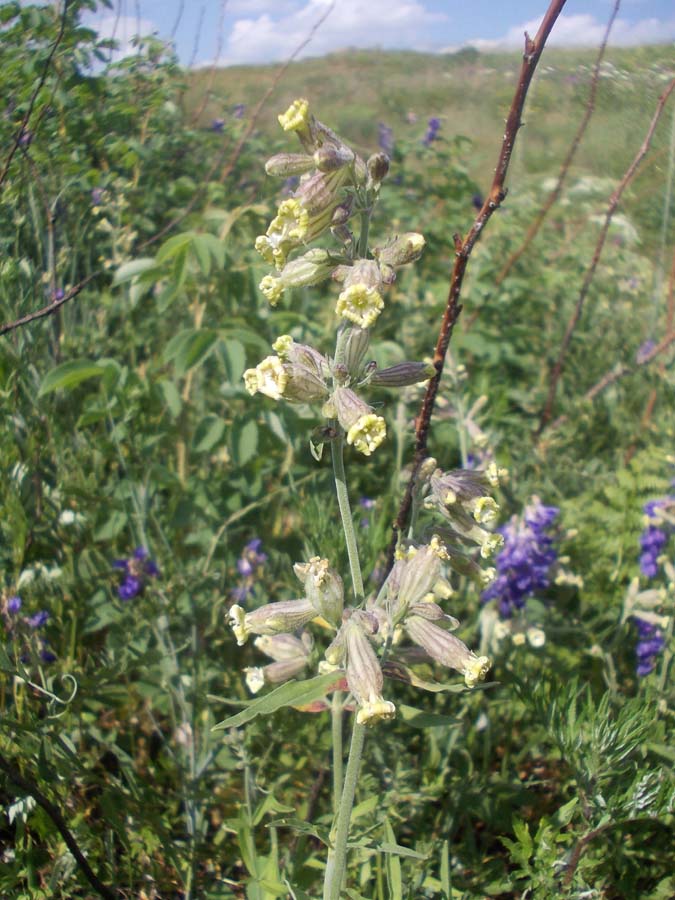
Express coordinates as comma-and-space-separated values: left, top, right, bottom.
323, 720, 366, 900
358, 208, 371, 259
331, 690, 344, 816
331, 436, 364, 601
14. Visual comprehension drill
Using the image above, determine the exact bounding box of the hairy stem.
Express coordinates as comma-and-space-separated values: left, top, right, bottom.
331, 436, 364, 602
323, 719, 366, 900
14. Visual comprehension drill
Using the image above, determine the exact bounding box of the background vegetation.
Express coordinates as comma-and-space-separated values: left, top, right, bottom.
1, 1, 673, 897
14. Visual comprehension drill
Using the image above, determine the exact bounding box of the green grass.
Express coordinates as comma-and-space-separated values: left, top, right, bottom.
187, 44, 675, 249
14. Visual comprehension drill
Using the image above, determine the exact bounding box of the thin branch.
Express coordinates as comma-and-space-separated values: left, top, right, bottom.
188, 0, 228, 127
0, 273, 98, 336
382, 0, 568, 579
537, 77, 675, 433
188, 4, 206, 70
0, 753, 119, 900
543, 326, 675, 436
170, 0, 185, 41
218, 1, 335, 184
0, 0, 71, 197
495, 0, 620, 286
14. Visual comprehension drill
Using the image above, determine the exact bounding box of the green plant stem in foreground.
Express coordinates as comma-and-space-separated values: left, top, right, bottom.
331, 690, 344, 815
331, 436, 365, 602
323, 719, 367, 900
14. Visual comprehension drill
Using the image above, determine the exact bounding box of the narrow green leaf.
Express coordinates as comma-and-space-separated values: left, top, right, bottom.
384, 819, 403, 899
398, 704, 460, 729
212, 671, 339, 730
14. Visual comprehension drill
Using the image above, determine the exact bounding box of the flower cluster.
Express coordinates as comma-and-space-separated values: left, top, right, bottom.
481, 497, 560, 619
229, 460, 504, 724
243, 100, 433, 457
631, 496, 674, 676
422, 116, 441, 147
229, 532, 495, 725
113, 547, 160, 601
232, 101, 503, 726
2, 594, 55, 663
231, 538, 268, 604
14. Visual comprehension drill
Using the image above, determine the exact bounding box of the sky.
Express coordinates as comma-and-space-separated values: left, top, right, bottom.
89, 0, 675, 67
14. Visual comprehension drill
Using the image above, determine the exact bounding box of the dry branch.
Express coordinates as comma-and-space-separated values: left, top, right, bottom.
537, 77, 675, 433
383, 0, 568, 579
0, 753, 119, 900
0, 0, 71, 196
495, 0, 621, 286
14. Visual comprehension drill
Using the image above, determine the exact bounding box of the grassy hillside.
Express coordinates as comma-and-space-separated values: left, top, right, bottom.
187, 44, 674, 248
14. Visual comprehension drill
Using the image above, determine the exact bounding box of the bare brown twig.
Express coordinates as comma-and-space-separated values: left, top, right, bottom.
189, 0, 228, 127
0, 753, 119, 900
382, 0, 568, 579
495, 0, 621, 287
542, 325, 675, 436
537, 77, 675, 433
0, 0, 71, 197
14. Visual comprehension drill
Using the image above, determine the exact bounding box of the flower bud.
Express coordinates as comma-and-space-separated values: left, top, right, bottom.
314, 142, 355, 172
373, 233, 426, 267
293, 557, 344, 627
368, 362, 435, 388
228, 598, 317, 646
404, 615, 491, 688
330, 387, 386, 456
341, 326, 370, 376
341, 611, 395, 726
366, 152, 390, 186
260, 249, 337, 305
244, 354, 328, 403
245, 655, 309, 693
265, 153, 315, 177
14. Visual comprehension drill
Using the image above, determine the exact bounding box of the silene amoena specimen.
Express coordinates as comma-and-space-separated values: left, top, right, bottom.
225, 98, 506, 898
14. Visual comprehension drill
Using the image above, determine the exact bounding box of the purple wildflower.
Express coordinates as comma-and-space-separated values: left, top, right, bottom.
8, 595, 22, 614
482, 498, 559, 618
113, 546, 160, 601
231, 539, 267, 604
422, 117, 441, 147
632, 495, 673, 675
211, 117, 225, 132
636, 340, 656, 365
359, 497, 375, 529
91, 187, 104, 205
232, 103, 245, 119
472, 193, 484, 211
27, 610, 49, 628
633, 617, 665, 676
378, 122, 394, 157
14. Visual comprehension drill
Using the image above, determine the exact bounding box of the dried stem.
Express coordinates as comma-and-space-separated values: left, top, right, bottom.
541, 325, 675, 437
383, 0, 567, 579
0, 0, 71, 196
188, 0, 228, 126
218, 2, 335, 184
537, 77, 675, 433
495, 0, 620, 286
0, 753, 119, 900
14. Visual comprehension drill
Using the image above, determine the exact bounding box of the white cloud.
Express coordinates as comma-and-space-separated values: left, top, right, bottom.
219, 0, 448, 66
95, 14, 158, 61
464, 13, 675, 50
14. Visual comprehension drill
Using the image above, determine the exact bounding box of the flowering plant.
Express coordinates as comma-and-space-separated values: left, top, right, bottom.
221, 99, 505, 898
